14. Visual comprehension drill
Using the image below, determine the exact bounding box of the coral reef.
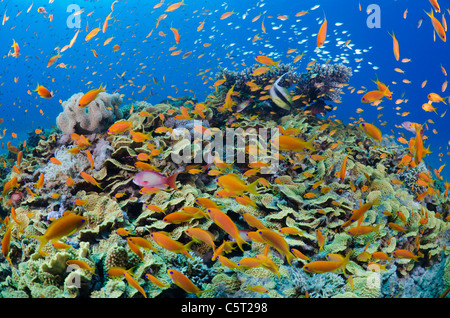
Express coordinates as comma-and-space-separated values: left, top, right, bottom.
56, 92, 123, 136
0, 61, 449, 300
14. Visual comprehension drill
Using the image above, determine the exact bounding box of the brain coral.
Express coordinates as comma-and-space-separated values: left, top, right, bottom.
56, 92, 123, 135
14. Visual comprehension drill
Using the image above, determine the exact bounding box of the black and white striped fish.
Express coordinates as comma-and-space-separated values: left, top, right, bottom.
269, 73, 292, 111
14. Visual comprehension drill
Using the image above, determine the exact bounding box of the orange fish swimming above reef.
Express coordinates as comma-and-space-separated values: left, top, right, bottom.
107, 120, 133, 135
78, 84, 106, 107
359, 122, 383, 142
30, 212, 87, 252
271, 135, 316, 152
34, 84, 53, 99
217, 173, 260, 195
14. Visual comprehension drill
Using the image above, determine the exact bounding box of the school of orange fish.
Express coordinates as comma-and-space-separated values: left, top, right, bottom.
0, 0, 449, 298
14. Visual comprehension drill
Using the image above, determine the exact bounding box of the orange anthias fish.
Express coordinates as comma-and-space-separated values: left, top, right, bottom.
429, 0, 441, 13
361, 90, 385, 103
66, 259, 96, 275
372, 76, 392, 99
167, 268, 210, 297
78, 84, 106, 107
146, 273, 170, 288
1, 222, 13, 266
127, 237, 158, 252
35, 173, 45, 190
207, 208, 249, 252
34, 84, 53, 99
389, 31, 400, 60
10, 39, 20, 57
85, 27, 101, 41
359, 122, 383, 142
425, 9, 446, 42
220, 11, 235, 20
80, 171, 103, 189
257, 229, 296, 265
255, 55, 280, 68
123, 271, 147, 298
341, 197, 381, 227
107, 120, 133, 135
414, 124, 424, 165
317, 14, 327, 48
333, 152, 347, 183
150, 231, 193, 259
30, 212, 87, 251
303, 252, 351, 274
392, 249, 423, 261
217, 173, 260, 196
271, 135, 316, 152
184, 228, 216, 251
170, 26, 180, 44
47, 53, 62, 68
165, 0, 185, 12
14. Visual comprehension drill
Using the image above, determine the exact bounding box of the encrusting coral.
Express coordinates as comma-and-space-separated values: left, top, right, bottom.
0, 59, 449, 299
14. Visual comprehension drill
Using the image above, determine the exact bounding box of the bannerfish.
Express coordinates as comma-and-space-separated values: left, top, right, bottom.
269, 72, 292, 111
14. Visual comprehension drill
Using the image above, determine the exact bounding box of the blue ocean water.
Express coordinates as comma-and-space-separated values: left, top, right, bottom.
0, 0, 448, 179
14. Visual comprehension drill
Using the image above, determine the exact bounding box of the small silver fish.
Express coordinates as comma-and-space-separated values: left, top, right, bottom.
417, 17, 423, 28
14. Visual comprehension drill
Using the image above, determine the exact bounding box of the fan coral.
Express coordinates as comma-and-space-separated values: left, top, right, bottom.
56, 92, 123, 136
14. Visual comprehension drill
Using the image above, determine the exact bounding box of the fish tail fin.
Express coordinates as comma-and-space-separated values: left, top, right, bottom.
165, 172, 180, 190
182, 240, 195, 259
371, 195, 382, 206
234, 235, 249, 253
423, 9, 433, 19
285, 250, 296, 266
274, 60, 281, 68
374, 223, 382, 234
305, 135, 317, 152
30, 235, 48, 252
340, 250, 352, 275
181, 249, 193, 259
416, 251, 425, 261
247, 180, 260, 195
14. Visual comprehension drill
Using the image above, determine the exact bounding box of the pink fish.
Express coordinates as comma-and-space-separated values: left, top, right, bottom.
133, 170, 180, 190
401, 121, 425, 135
236, 99, 253, 113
